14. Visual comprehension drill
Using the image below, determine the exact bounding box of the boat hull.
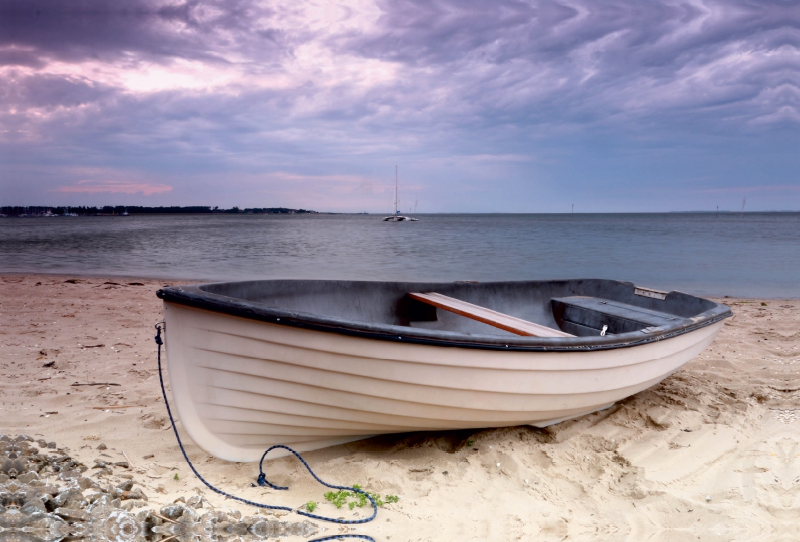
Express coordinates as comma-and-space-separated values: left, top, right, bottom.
163, 302, 723, 462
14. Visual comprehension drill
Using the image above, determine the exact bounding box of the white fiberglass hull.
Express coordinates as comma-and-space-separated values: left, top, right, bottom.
163, 302, 723, 462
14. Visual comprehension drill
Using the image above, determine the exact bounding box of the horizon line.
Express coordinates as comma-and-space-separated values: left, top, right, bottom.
3, 206, 800, 215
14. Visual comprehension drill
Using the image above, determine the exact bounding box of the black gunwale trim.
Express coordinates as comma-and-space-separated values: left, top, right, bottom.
156, 281, 732, 352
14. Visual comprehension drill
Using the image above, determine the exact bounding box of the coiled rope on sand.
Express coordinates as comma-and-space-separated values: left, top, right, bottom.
155, 323, 377, 542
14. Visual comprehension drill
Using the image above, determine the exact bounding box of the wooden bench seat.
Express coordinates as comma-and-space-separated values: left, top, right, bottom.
409, 292, 574, 338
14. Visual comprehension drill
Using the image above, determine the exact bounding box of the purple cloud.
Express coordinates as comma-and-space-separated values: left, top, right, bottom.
0, 0, 798, 211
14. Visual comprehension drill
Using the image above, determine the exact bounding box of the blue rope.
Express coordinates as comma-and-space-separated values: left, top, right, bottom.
155, 323, 377, 542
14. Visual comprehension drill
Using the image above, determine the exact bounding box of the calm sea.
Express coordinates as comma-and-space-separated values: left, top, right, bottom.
1, 213, 798, 297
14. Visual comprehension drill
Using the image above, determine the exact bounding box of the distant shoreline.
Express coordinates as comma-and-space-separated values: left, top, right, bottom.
0, 205, 320, 217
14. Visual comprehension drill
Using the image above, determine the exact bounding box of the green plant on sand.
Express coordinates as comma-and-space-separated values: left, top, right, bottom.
323, 485, 400, 510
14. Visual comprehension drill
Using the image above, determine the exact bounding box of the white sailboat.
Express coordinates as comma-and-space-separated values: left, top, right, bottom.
382, 166, 418, 221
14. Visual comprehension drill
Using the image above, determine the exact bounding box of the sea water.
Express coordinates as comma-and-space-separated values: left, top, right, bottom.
1, 212, 798, 297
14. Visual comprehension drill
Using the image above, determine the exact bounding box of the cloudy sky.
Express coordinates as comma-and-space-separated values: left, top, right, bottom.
1, 0, 798, 212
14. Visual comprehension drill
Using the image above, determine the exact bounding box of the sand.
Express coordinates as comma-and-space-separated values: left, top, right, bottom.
1, 274, 797, 541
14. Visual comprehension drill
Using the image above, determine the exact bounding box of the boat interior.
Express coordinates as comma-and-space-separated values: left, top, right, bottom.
195, 279, 718, 338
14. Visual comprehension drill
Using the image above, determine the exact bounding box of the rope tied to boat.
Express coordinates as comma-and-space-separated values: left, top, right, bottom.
154, 323, 378, 542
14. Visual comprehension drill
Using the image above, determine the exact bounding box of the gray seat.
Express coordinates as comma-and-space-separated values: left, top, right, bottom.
551, 296, 687, 336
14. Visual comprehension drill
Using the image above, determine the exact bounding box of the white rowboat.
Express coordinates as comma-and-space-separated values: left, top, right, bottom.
158, 279, 731, 462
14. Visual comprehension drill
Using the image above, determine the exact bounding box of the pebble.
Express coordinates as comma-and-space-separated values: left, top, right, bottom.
160, 504, 186, 519
0, 435, 320, 541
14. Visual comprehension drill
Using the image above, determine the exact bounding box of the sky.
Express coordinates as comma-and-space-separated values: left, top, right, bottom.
1, 0, 799, 213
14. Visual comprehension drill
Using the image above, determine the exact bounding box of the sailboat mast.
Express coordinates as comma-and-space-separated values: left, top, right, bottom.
394, 166, 398, 217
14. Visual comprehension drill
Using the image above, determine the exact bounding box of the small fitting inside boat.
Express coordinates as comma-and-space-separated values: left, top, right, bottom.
600, 325, 608, 336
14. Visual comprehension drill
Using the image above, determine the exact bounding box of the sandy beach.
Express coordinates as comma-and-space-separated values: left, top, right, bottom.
2, 274, 798, 541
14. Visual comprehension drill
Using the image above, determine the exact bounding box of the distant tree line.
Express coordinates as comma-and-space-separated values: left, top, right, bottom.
0, 206, 318, 216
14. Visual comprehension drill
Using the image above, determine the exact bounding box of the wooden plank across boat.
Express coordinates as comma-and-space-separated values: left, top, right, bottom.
408, 292, 574, 337
157, 279, 731, 462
